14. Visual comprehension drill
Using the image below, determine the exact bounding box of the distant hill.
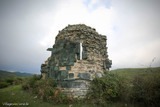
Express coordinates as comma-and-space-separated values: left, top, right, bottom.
110, 67, 160, 80
0, 70, 33, 80
13, 72, 33, 77
111, 67, 160, 74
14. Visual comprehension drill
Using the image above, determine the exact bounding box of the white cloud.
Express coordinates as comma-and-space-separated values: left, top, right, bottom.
0, 0, 160, 73
108, 0, 160, 69
52, 0, 115, 35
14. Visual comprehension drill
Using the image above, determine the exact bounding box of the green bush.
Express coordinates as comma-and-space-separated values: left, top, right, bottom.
0, 77, 24, 89
22, 75, 41, 90
5, 78, 14, 85
22, 75, 72, 104
0, 81, 10, 88
130, 74, 160, 106
13, 77, 24, 85
87, 72, 126, 106
6, 77, 24, 85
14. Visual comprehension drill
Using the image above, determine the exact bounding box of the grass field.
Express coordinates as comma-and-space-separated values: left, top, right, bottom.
0, 85, 59, 107
0, 85, 93, 107
111, 67, 160, 81
0, 67, 160, 107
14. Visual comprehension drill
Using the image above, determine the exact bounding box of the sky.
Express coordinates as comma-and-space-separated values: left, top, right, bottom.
0, 0, 160, 74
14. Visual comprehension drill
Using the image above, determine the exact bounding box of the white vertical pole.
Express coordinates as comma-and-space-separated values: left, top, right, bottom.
80, 42, 83, 60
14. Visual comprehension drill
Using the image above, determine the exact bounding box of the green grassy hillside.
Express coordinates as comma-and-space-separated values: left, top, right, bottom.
0, 70, 33, 80
110, 67, 160, 80
0, 70, 16, 80
0, 85, 67, 107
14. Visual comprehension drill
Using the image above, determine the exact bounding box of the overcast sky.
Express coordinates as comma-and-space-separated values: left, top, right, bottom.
0, 0, 160, 74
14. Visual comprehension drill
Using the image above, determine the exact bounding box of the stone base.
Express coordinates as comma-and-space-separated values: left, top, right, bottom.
61, 88, 88, 98
58, 79, 90, 98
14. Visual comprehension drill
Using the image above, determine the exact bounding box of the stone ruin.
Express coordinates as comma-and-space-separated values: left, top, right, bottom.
41, 24, 112, 98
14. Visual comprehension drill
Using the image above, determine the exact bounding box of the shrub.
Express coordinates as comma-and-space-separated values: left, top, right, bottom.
22, 75, 41, 90
13, 77, 24, 85
87, 72, 126, 106
22, 76, 72, 104
4, 77, 25, 86
0, 81, 10, 88
86, 68, 160, 106
130, 74, 160, 106
5, 78, 14, 85
0, 77, 24, 89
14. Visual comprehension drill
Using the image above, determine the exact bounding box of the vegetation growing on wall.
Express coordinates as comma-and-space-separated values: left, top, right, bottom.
22, 75, 76, 104
87, 67, 160, 107
86, 72, 126, 106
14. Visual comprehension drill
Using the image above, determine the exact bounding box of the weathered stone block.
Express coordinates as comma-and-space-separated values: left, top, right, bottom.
69, 73, 74, 78
60, 70, 68, 79
53, 66, 59, 71
66, 66, 71, 70
78, 73, 91, 80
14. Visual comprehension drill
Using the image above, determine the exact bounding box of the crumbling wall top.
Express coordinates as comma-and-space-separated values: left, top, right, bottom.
58, 24, 99, 36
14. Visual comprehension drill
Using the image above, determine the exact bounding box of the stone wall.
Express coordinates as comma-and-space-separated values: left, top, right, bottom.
41, 24, 112, 98
59, 79, 90, 98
